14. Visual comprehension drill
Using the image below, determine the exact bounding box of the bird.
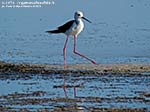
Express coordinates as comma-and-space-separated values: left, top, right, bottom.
46, 11, 97, 69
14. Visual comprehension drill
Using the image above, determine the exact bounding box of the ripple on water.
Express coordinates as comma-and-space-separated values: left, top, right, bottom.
0, 73, 150, 111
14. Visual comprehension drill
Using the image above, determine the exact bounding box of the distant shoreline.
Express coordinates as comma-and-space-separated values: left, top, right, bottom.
0, 61, 150, 75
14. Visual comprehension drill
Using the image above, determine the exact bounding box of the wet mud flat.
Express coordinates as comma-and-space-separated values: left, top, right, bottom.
0, 61, 150, 74
0, 61, 150, 112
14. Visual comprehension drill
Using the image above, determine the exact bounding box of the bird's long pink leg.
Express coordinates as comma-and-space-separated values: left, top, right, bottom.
63, 36, 69, 69
73, 35, 97, 64
63, 36, 69, 98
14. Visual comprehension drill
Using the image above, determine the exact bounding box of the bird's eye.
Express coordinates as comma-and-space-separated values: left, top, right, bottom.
77, 14, 80, 16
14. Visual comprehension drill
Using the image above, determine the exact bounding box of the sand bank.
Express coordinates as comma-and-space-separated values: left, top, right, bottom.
0, 61, 150, 75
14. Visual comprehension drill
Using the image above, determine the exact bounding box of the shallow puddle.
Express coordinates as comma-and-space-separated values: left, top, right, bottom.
0, 72, 150, 111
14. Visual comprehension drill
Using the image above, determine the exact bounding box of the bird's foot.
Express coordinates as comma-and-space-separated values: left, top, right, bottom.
64, 64, 67, 69
91, 60, 97, 65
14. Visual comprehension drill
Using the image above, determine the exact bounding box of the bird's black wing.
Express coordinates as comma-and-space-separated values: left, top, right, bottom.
46, 20, 74, 34
57, 20, 74, 33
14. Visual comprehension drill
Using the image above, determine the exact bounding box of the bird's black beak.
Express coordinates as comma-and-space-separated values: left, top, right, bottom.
82, 17, 92, 23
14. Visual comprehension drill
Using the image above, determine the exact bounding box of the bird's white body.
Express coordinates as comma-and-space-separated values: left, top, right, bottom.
47, 11, 90, 37
65, 19, 84, 37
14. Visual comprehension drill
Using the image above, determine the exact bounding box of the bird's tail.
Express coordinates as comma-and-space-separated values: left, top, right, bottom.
46, 30, 61, 34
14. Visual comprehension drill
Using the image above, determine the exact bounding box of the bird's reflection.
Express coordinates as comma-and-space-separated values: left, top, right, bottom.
63, 72, 68, 98
62, 71, 84, 98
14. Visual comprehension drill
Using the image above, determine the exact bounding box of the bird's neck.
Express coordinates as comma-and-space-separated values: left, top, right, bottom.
75, 18, 82, 25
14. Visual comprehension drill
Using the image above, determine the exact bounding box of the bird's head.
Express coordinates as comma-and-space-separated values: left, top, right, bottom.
74, 11, 91, 23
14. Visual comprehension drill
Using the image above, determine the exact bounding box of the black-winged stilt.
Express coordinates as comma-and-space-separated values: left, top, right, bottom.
46, 11, 97, 69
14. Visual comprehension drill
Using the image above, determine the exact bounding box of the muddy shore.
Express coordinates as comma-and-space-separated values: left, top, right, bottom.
0, 61, 150, 75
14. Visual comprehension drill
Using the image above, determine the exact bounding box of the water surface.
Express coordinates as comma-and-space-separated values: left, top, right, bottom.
0, 0, 150, 64
0, 72, 150, 111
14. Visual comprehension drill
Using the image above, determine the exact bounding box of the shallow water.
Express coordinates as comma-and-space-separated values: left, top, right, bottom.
0, 0, 150, 64
0, 72, 150, 111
